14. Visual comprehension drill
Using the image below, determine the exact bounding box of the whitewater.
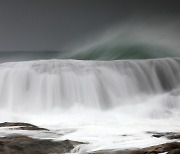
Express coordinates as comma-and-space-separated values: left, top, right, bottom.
0, 57, 179, 153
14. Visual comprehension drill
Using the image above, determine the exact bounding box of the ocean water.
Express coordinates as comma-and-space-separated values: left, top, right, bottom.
0, 24, 180, 153
0, 58, 179, 153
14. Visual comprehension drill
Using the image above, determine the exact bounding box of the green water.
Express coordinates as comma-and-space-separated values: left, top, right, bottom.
71, 43, 177, 60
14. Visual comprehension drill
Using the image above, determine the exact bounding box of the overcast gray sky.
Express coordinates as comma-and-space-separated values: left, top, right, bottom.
0, 0, 179, 51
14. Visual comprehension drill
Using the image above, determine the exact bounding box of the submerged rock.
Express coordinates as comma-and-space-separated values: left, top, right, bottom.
0, 135, 83, 154
0, 122, 49, 131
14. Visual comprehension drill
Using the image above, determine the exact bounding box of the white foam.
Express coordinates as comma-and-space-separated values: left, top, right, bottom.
0, 58, 179, 152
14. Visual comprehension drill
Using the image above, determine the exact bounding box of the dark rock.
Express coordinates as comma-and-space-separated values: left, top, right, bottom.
152, 134, 164, 138
89, 150, 129, 154
167, 135, 180, 140
168, 148, 180, 154
129, 142, 180, 154
91, 142, 180, 154
0, 135, 83, 154
147, 131, 180, 140
0, 122, 48, 131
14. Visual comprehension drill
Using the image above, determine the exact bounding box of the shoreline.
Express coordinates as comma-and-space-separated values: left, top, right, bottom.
0, 122, 179, 154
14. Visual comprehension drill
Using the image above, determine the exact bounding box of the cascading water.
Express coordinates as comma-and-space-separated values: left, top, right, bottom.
0, 57, 180, 153
0, 58, 179, 111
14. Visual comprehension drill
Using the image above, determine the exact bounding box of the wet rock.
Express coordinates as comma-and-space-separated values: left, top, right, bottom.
129, 142, 180, 154
148, 131, 180, 140
0, 122, 48, 131
167, 134, 180, 140
0, 135, 83, 154
89, 150, 129, 154
169, 148, 180, 154
90, 142, 180, 154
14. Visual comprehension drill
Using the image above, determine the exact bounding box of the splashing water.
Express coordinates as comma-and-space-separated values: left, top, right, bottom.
0, 58, 180, 152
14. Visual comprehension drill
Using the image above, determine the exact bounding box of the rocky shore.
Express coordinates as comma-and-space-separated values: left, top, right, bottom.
0, 122, 48, 131
91, 142, 180, 154
0, 122, 180, 154
0, 122, 83, 154
0, 135, 82, 154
